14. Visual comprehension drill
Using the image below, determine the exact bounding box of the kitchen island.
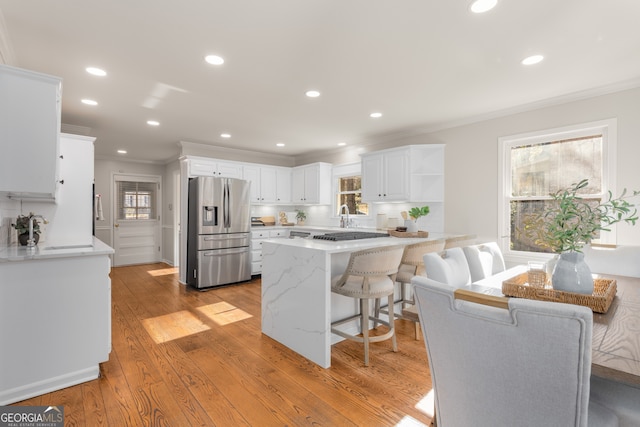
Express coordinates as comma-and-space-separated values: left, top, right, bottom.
261, 232, 449, 368
0, 237, 114, 405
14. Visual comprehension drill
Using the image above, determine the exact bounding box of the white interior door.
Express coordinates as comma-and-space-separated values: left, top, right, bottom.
113, 174, 161, 266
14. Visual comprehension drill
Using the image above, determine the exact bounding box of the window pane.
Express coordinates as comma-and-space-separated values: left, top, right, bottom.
117, 180, 157, 220
337, 176, 368, 216
510, 197, 602, 253
337, 194, 368, 216
340, 176, 361, 192
511, 135, 603, 197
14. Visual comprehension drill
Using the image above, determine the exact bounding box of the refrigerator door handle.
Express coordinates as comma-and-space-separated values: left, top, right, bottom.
203, 247, 248, 256
223, 180, 231, 228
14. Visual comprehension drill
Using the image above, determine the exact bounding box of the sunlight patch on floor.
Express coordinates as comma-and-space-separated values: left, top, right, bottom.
197, 301, 253, 326
394, 415, 429, 426
415, 388, 435, 418
142, 310, 210, 343
146, 267, 179, 277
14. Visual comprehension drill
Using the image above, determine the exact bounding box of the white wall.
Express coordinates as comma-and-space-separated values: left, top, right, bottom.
94, 158, 166, 252
302, 87, 640, 246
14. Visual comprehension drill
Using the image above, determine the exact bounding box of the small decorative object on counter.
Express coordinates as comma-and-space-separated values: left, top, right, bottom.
278, 211, 294, 226
12, 212, 47, 246
296, 209, 306, 225
376, 213, 388, 230
404, 205, 430, 233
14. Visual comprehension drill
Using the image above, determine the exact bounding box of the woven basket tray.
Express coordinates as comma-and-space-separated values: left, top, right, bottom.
502, 273, 616, 314
388, 230, 429, 238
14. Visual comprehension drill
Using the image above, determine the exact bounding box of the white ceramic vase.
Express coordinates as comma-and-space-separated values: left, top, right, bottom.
551, 251, 594, 294
404, 220, 418, 232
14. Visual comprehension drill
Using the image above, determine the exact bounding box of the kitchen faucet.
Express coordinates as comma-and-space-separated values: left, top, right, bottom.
27, 215, 48, 248
339, 204, 350, 228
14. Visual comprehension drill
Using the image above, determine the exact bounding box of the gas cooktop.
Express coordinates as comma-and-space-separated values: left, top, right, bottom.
312, 231, 389, 241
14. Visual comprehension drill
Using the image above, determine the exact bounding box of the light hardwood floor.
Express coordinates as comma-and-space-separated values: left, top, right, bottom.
14, 263, 435, 426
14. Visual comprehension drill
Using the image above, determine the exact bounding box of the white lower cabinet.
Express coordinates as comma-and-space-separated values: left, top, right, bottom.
0, 250, 112, 405
251, 228, 289, 274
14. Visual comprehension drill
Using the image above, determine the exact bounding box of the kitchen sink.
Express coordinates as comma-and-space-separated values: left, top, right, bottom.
312, 231, 389, 241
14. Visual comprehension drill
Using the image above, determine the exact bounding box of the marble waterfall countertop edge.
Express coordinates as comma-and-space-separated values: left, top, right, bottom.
0, 237, 114, 262
263, 232, 450, 254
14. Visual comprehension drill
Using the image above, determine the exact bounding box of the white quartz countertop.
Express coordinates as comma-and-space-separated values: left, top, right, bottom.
0, 237, 114, 262
263, 232, 450, 254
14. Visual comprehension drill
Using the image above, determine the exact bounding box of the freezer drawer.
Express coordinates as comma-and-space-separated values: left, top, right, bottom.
194, 247, 251, 288
198, 233, 250, 250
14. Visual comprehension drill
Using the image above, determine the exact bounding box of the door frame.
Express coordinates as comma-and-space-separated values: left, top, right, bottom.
111, 172, 162, 266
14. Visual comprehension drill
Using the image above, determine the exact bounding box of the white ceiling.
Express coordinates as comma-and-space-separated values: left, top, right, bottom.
1, 0, 640, 163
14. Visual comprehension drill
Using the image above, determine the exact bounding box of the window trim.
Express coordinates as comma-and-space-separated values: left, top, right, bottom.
113, 173, 161, 223
497, 119, 617, 264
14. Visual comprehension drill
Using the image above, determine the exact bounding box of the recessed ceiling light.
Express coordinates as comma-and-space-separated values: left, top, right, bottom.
81, 99, 98, 106
276, 143, 285, 147
522, 55, 544, 65
117, 150, 127, 154
305, 90, 320, 98
86, 67, 107, 77
204, 55, 225, 65
337, 142, 346, 146
147, 120, 160, 126
470, 0, 497, 13
370, 112, 383, 118
220, 133, 231, 138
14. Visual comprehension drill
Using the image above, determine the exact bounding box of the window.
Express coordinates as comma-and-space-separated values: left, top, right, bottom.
499, 119, 616, 258
336, 175, 368, 216
116, 181, 157, 220
333, 163, 368, 217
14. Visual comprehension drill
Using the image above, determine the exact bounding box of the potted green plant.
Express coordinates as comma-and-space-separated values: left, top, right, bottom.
295, 209, 306, 225
12, 212, 42, 246
523, 179, 639, 293
409, 206, 430, 222
405, 206, 430, 232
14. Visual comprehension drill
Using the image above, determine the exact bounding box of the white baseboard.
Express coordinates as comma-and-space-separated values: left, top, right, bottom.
0, 365, 99, 405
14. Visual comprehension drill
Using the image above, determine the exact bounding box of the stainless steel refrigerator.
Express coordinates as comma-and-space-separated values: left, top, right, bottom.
187, 176, 252, 289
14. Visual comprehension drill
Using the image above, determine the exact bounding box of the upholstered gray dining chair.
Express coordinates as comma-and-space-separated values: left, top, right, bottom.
422, 247, 471, 287
411, 277, 619, 427
462, 241, 506, 282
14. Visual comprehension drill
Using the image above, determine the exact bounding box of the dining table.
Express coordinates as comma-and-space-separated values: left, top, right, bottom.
467, 265, 640, 387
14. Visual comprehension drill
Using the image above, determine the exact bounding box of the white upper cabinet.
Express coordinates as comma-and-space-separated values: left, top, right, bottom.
243, 165, 278, 204
361, 145, 444, 203
291, 163, 332, 204
0, 65, 62, 200
189, 158, 243, 178
46, 134, 95, 245
275, 167, 291, 204
361, 149, 409, 202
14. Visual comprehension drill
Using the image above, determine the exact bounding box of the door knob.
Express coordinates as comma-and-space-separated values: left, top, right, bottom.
114, 223, 119, 228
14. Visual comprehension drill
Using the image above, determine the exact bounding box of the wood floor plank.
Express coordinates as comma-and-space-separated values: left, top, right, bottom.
10, 263, 434, 426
